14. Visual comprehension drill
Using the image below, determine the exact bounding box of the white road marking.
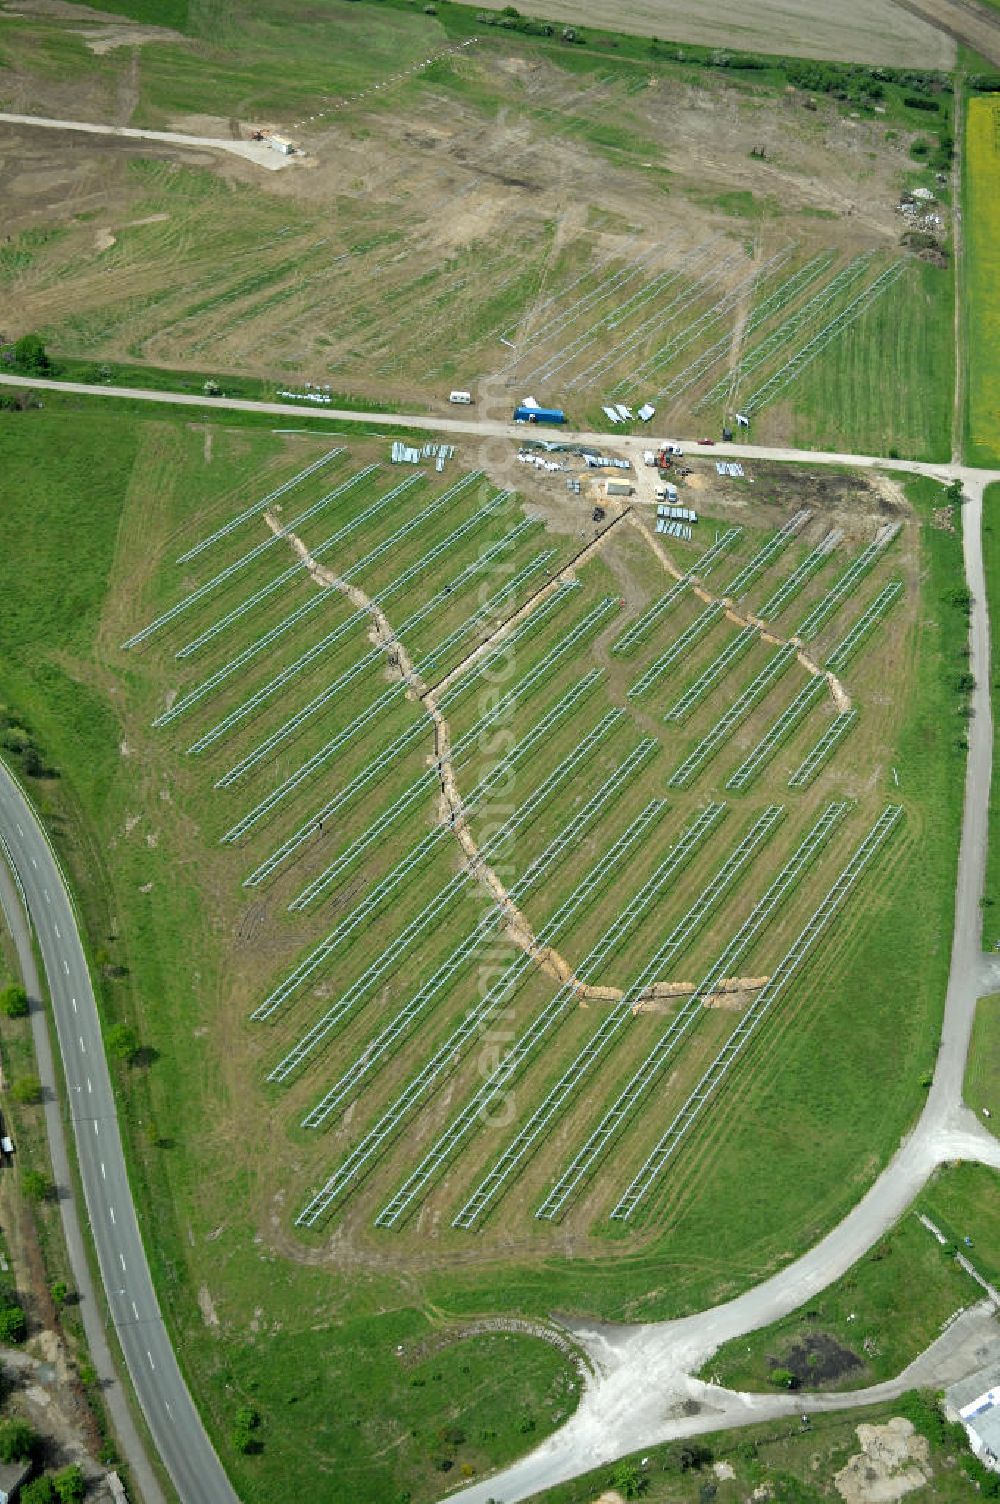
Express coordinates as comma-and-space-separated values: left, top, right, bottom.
15, 823, 22, 836
108, 1205, 116, 1225
54, 923, 60, 938
147, 1349, 155, 1370
93, 1121, 99, 1135
71, 996, 78, 1013
30, 857, 36, 869
132, 1301, 139, 1320
43, 889, 51, 904
100, 1162, 106, 1181
87, 1079, 93, 1094
79, 1035, 86, 1053
62, 959, 69, 974
119, 1253, 126, 1272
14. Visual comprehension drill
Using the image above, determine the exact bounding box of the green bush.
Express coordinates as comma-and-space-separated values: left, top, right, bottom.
21, 1170, 51, 1204
11, 1075, 42, 1106
12, 334, 50, 375
0, 1304, 27, 1343
21, 1477, 55, 1504
0, 986, 28, 1019
0, 1417, 36, 1461
54, 1463, 85, 1502
106, 1023, 138, 1064
232, 1403, 261, 1455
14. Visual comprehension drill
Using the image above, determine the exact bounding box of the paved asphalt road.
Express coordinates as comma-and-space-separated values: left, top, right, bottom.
0, 764, 238, 1504
1, 368, 999, 1504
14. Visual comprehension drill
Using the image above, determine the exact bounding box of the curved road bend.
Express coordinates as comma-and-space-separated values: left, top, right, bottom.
447, 473, 1000, 1504
0, 763, 239, 1504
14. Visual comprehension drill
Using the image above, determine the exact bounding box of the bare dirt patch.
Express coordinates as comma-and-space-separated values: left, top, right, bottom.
472, 0, 955, 68
834, 1417, 931, 1504
770, 1330, 864, 1387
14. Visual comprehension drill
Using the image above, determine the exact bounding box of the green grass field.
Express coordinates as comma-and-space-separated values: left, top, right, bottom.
965, 993, 1000, 1127
0, 0, 952, 454
782, 258, 954, 461
980, 481, 1000, 927
963, 95, 1000, 465
0, 401, 970, 1501
703, 1162, 1000, 1399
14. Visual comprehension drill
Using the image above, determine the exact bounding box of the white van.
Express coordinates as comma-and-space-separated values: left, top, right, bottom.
449, 390, 473, 405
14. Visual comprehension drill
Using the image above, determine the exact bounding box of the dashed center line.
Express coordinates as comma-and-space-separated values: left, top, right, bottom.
108, 1205, 116, 1225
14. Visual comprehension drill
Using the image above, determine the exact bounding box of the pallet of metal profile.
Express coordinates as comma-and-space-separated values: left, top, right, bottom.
185, 494, 526, 753
293, 747, 662, 1115
628, 602, 726, 699
175, 469, 434, 661
372, 801, 727, 1233
124, 463, 385, 650
452, 803, 785, 1232
534, 799, 847, 1223
759, 528, 842, 622
219, 584, 608, 845
726, 674, 828, 790
609, 804, 902, 1222
664, 625, 759, 724
788, 710, 858, 789
824, 580, 903, 673
252, 708, 625, 1023
293, 795, 670, 1228
233, 582, 590, 859
668, 643, 798, 788
796, 526, 902, 643
177, 447, 345, 565
723, 510, 811, 602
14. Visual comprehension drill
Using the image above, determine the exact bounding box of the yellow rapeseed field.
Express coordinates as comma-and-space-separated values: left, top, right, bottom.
966, 97, 1000, 463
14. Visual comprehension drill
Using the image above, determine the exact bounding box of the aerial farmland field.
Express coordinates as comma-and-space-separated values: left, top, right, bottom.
0, 0, 956, 458
1, 1, 997, 1501
0, 396, 968, 1500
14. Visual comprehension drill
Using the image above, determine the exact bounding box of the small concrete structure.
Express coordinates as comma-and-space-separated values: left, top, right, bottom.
0, 1460, 31, 1503
945, 1360, 1000, 1471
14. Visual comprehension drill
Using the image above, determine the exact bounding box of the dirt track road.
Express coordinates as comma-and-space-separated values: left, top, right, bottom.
0, 113, 292, 170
